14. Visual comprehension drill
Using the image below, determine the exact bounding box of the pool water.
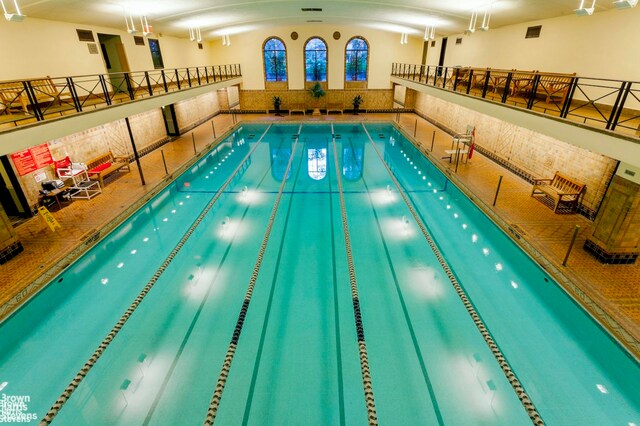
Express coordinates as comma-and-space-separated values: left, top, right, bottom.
0, 122, 638, 425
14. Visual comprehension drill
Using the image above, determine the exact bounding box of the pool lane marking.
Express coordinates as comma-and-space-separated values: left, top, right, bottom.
203, 124, 302, 424
330, 124, 379, 426
241, 133, 305, 423
329, 144, 347, 426
142, 136, 289, 425
40, 124, 273, 425
361, 123, 545, 426
353, 140, 444, 425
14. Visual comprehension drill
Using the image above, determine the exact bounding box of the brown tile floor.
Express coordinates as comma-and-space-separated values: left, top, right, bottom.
1, 111, 638, 358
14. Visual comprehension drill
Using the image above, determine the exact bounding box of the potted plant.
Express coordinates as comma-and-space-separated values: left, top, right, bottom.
352, 95, 363, 115
308, 82, 326, 115
273, 96, 282, 116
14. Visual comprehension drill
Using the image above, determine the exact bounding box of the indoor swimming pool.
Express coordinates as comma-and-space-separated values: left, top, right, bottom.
0, 122, 638, 425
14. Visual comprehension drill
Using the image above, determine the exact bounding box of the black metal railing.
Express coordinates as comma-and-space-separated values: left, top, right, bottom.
391, 63, 640, 139
0, 64, 242, 129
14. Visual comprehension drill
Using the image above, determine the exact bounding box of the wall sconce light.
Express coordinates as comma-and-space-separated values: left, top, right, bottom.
479, 7, 491, 31
613, 0, 637, 8
465, 10, 478, 34
222, 34, 231, 46
189, 27, 202, 42
125, 13, 137, 34
140, 15, 152, 37
400, 32, 408, 45
1, 0, 25, 22
575, 0, 596, 15
424, 26, 435, 41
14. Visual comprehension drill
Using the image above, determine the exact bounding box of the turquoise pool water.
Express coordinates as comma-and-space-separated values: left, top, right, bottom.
0, 122, 638, 425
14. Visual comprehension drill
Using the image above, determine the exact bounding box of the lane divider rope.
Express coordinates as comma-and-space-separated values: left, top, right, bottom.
203, 125, 302, 424
361, 123, 544, 425
331, 124, 378, 426
40, 124, 272, 425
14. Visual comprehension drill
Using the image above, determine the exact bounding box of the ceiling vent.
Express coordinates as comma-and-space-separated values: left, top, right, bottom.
525, 25, 542, 39
301, 8, 322, 12
76, 29, 95, 42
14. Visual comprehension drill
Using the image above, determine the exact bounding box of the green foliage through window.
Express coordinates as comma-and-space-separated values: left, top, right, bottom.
305, 37, 327, 82
345, 37, 368, 81
264, 38, 287, 82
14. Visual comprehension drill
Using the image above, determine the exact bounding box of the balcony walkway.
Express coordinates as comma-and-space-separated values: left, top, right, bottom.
0, 111, 638, 359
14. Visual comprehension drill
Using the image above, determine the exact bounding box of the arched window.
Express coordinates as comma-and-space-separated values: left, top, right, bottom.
263, 37, 287, 82
345, 37, 368, 81
305, 37, 327, 82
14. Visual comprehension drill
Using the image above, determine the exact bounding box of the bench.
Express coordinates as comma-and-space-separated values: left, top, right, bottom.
513, 72, 576, 104
85, 151, 131, 188
326, 102, 343, 115
289, 103, 306, 116
0, 77, 65, 114
531, 171, 585, 213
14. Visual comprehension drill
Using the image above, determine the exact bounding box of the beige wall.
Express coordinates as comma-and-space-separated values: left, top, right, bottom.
414, 92, 618, 215
427, 6, 640, 81
209, 24, 423, 91
0, 17, 214, 81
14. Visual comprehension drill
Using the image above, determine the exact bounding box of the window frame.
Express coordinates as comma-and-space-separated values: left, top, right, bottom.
344, 36, 369, 83
304, 36, 328, 83
262, 37, 288, 84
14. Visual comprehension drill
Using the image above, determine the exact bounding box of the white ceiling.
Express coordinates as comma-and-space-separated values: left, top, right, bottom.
15, 0, 622, 40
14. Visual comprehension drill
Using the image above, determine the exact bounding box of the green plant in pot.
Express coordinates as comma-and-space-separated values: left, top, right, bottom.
308, 82, 326, 115
273, 96, 282, 116
352, 95, 363, 115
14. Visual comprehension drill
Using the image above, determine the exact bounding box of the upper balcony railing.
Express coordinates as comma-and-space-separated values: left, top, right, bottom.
0, 64, 242, 130
391, 63, 640, 140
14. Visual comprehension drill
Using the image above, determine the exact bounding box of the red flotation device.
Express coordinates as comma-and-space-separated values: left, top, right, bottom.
468, 127, 476, 159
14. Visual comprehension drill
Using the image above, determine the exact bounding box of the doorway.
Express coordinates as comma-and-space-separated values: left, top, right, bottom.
148, 39, 165, 69
161, 105, 180, 136
438, 37, 448, 76
0, 156, 30, 220
97, 33, 130, 94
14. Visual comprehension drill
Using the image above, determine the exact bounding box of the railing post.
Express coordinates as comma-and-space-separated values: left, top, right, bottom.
466, 69, 474, 94
99, 74, 112, 105
607, 81, 630, 130
196, 67, 201, 85
442, 67, 448, 88
609, 81, 633, 130
144, 71, 153, 96
482, 70, 491, 98
23, 81, 44, 121
527, 74, 542, 110
501, 72, 513, 103
124, 73, 135, 100
186, 68, 192, 87
212, 66, 217, 82
453, 68, 460, 91
161, 70, 169, 92
238, 64, 242, 76
560, 77, 578, 118
562, 225, 581, 266
66, 77, 82, 112
204, 66, 210, 83
433, 67, 438, 86
175, 69, 181, 90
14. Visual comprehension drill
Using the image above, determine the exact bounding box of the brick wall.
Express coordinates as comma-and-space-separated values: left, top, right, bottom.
414, 92, 618, 217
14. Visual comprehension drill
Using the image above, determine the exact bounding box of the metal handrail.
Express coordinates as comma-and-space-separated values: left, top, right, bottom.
0, 64, 242, 129
391, 63, 640, 139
